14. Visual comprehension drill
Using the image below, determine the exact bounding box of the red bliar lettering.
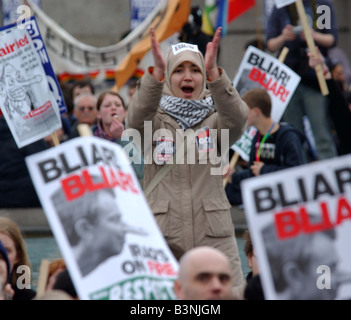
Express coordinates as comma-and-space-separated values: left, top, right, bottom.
61, 166, 139, 201
248, 67, 289, 102
274, 196, 351, 240
61, 175, 85, 201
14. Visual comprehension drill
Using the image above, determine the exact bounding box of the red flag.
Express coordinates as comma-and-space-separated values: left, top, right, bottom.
227, 0, 255, 23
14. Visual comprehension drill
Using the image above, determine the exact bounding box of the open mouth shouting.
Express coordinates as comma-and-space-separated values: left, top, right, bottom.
181, 85, 194, 98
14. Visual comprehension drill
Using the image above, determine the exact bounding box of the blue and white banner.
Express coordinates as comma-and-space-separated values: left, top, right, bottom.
130, 0, 160, 29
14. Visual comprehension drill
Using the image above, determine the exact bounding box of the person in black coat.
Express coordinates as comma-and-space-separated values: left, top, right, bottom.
0, 115, 49, 208
308, 47, 351, 156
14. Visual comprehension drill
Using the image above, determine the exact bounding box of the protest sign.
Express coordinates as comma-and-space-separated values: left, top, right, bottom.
0, 27, 62, 148
230, 46, 301, 161
231, 126, 257, 162
274, 0, 296, 9
25, 136, 179, 300
0, 16, 67, 114
231, 46, 301, 161
234, 46, 300, 123
242, 154, 351, 300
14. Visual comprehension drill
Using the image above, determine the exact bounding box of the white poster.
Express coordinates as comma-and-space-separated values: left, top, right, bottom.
233, 46, 301, 123
0, 27, 61, 148
231, 126, 257, 162
25, 137, 179, 300
231, 46, 301, 157
242, 154, 351, 300
274, 0, 296, 9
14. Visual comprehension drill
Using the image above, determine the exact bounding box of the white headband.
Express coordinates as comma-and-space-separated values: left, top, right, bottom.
171, 43, 199, 55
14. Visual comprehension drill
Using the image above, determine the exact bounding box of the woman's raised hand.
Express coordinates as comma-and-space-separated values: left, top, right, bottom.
204, 27, 221, 81
150, 27, 165, 81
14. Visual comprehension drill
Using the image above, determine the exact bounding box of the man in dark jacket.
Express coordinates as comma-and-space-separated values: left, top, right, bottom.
225, 88, 307, 205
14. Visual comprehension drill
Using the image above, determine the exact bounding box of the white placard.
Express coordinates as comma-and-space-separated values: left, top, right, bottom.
26, 136, 179, 300
274, 0, 296, 9
242, 154, 351, 300
0, 27, 61, 148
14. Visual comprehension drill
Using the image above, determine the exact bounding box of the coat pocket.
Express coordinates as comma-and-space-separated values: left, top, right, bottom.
203, 198, 233, 237
148, 199, 170, 237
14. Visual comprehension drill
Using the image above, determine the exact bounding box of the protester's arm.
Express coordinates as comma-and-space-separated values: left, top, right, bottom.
307, 46, 332, 79
126, 28, 164, 132
310, 31, 335, 48
149, 27, 165, 81
265, 7, 296, 53
267, 24, 297, 52
204, 27, 221, 81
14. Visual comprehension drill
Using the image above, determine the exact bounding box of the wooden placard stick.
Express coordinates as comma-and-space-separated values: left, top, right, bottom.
295, 0, 329, 96
36, 259, 50, 297
77, 123, 93, 137
51, 131, 60, 146
223, 152, 240, 188
278, 47, 289, 63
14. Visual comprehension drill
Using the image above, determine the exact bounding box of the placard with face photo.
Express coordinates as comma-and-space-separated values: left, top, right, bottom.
26, 136, 179, 300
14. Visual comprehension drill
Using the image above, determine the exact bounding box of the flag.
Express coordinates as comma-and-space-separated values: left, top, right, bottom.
202, 0, 255, 36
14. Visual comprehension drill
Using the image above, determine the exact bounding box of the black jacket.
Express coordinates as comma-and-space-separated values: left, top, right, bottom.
225, 123, 308, 205
0, 117, 49, 208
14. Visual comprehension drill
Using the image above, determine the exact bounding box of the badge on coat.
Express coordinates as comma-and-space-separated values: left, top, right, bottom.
196, 126, 215, 153
155, 136, 174, 165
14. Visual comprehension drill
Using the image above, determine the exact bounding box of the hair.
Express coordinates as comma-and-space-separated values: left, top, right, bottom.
48, 258, 66, 279
73, 92, 97, 110
0, 217, 32, 286
241, 88, 272, 118
96, 91, 126, 111
128, 79, 138, 90
71, 80, 95, 96
243, 229, 254, 257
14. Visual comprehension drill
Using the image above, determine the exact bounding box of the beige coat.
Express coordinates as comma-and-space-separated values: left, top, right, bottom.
127, 68, 248, 298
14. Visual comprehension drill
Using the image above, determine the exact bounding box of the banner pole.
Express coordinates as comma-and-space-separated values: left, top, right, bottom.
278, 47, 289, 62
295, 0, 329, 96
223, 152, 240, 188
51, 131, 60, 146
77, 124, 93, 137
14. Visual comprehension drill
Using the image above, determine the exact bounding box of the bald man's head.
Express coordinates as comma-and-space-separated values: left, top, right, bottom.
174, 246, 233, 300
